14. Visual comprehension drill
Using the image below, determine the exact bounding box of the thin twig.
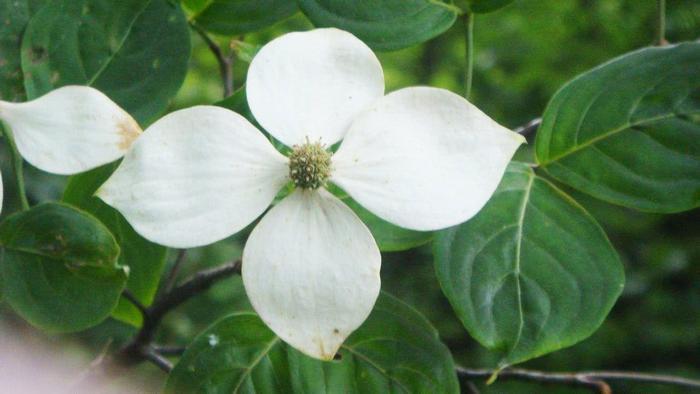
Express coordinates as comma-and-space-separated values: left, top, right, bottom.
463, 12, 475, 100
121, 290, 147, 316
162, 249, 188, 294
152, 345, 186, 356
514, 117, 541, 141
142, 347, 174, 373
656, 0, 668, 45
118, 260, 242, 365
190, 23, 234, 97
457, 367, 700, 393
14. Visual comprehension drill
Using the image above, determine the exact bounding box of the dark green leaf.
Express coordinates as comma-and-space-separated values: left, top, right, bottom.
297, 0, 459, 51
20, 0, 190, 124
466, 0, 514, 13
165, 292, 459, 393
0, 203, 126, 332
536, 42, 700, 213
63, 164, 167, 327
434, 162, 624, 367
344, 198, 432, 252
0, 0, 42, 101
191, 0, 297, 35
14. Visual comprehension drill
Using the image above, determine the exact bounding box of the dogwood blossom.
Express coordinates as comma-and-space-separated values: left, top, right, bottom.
0, 86, 141, 213
97, 28, 524, 360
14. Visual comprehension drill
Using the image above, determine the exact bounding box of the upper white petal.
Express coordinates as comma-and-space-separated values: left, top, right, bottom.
246, 28, 384, 147
242, 188, 381, 360
332, 87, 526, 231
97, 106, 288, 248
0, 86, 140, 175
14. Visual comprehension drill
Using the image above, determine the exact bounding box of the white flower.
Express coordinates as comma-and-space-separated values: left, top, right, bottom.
97, 28, 525, 360
0, 86, 141, 213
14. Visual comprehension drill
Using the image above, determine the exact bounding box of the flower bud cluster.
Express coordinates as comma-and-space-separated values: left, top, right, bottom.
288, 139, 331, 189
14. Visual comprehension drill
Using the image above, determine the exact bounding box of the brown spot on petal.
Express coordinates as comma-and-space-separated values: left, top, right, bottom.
117, 115, 141, 150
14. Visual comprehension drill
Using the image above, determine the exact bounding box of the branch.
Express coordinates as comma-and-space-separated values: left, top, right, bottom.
121, 290, 147, 316
457, 367, 700, 393
142, 347, 174, 373
462, 12, 475, 100
118, 260, 242, 366
514, 117, 541, 141
190, 23, 234, 97
162, 249, 188, 294
152, 345, 186, 356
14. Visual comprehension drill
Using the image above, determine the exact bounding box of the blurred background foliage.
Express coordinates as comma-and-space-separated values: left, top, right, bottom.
1, 0, 699, 392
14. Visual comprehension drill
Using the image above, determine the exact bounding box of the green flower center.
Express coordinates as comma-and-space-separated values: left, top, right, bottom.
288, 139, 332, 190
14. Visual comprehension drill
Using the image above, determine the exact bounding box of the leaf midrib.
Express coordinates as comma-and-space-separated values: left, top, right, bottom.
85, 0, 154, 87
540, 110, 700, 165
342, 343, 412, 393
232, 337, 280, 393
500, 171, 535, 367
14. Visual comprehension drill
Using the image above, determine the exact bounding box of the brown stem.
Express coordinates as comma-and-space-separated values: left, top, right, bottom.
190, 23, 234, 97
162, 249, 188, 295
142, 347, 174, 373
458, 367, 700, 393
514, 117, 541, 141
118, 260, 242, 365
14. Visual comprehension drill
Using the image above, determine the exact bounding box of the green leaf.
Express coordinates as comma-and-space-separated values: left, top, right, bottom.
63, 164, 167, 327
344, 198, 432, 252
0, 0, 42, 101
0, 203, 127, 332
434, 162, 624, 367
536, 42, 700, 213
297, 0, 459, 51
20, 0, 190, 124
215, 86, 255, 124
466, 0, 514, 13
165, 292, 459, 393
191, 0, 297, 35
181, 0, 210, 14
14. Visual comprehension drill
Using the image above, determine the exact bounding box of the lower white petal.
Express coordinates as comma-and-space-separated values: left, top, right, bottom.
0, 86, 140, 175
98, 106, 288, 248
332, 87, 525, 231
242, 188, 381, 360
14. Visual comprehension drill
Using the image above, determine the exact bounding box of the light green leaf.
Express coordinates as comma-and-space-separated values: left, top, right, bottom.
0, 203, 127, 332
344, 198, 432, 252
434, 162, 624, 367
536, 42, 700, 213
297, 0, 459, 51
165, 292, 459, 393
63, 164, 167, 327
191, 0, 297, 35
20, 0, 190, 124
182, 0, 210, 14
465, 0, 514, 13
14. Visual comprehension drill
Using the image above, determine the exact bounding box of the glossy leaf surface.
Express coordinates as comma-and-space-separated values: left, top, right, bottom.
0, 203, 126, 332
435, 162, 624, 366
536, 43, 700, 213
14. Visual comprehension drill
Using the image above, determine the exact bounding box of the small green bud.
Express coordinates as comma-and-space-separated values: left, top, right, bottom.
288, 139, 332, 189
